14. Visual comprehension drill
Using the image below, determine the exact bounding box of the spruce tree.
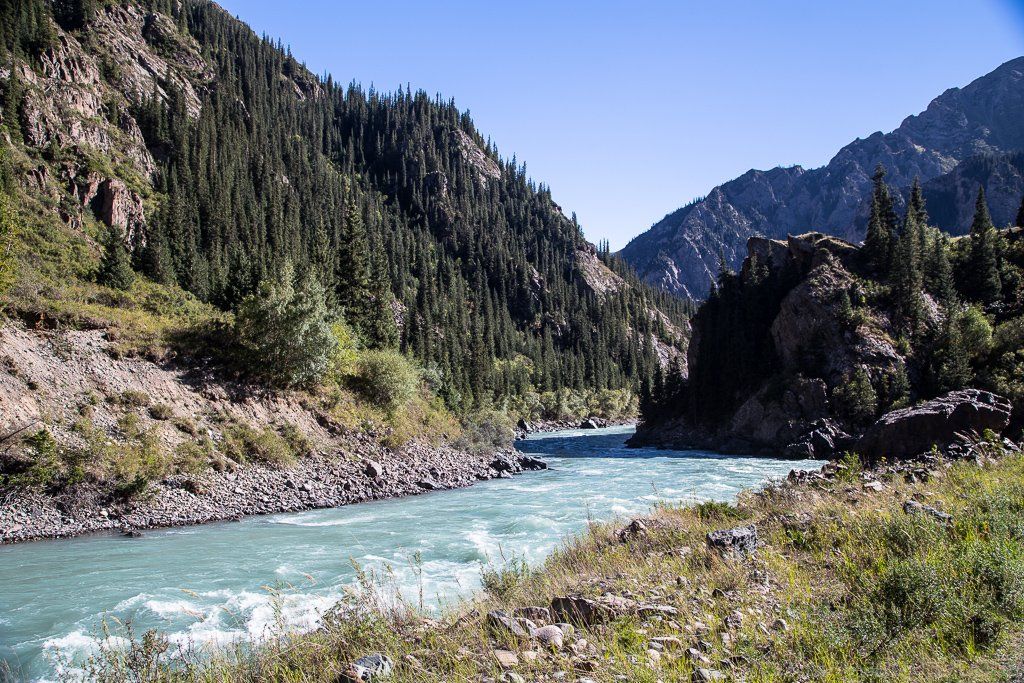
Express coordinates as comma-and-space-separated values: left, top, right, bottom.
234, 261, 337, 388
864, 164, 897, 273
892, 208, 924, 331
98, 225, 135, 291
1016, 193, 1024, 228
966, 186, 1002, 306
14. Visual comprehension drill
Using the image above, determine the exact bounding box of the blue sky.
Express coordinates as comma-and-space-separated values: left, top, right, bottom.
217, 0, 1024, 249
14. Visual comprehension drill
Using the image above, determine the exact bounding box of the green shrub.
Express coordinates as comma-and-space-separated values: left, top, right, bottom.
9, 428, 85, 489
97, 225, 135, 291
221, 423, 297, 468
833, 367, 878, 426
455, 409, 514, 454
352, 349, 420, 412
118, 389, 151, 407
148, 403, 174, 420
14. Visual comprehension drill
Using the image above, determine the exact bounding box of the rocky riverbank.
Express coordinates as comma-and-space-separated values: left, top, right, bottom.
0, 436, 548, 544
515, 416, 636, 440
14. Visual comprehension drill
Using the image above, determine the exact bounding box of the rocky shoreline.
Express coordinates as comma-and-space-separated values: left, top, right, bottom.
515, 416, 636, 440
0, 434, 548, 545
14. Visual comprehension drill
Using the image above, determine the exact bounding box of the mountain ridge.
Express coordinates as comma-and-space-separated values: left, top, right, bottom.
621, 56, 1024, 299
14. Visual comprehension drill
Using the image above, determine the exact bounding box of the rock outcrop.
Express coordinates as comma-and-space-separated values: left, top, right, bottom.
621, 57, 1024, 299
631, 233, 907, 458
855, 389, 1012, 462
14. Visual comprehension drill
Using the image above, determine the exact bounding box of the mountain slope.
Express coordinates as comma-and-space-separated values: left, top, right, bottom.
0, 0, 688, 414
621, 57, 1024, 299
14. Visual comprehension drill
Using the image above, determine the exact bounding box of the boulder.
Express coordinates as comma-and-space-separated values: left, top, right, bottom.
530, 624, 564, 649
903, 500, 952, 524
579, 418, 601, 430
550, 594, 631, 626
855, 390, 1012, 462
517, 455, 548, 471
363, 460, 384, 478
343, 653, 393, 681
706, 525, 757, 558
486, 610, 530, 639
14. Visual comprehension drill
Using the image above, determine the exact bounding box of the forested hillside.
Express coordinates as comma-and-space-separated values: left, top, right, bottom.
636, 167, 1024, 455
0, 0, 689, 415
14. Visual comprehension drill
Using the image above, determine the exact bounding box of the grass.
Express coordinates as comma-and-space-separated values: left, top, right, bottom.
77, 444, 1024, 682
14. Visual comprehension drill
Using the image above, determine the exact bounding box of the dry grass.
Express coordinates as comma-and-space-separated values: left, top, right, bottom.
79, 445, 1024, 682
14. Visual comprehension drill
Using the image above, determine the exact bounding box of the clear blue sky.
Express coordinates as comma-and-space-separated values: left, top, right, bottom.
217, 0, 1024, 249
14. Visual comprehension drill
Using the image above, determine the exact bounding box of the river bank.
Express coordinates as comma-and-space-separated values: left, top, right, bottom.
0, 435, 546, 545
0, 426, 818, 681
69, 430, 1024, 683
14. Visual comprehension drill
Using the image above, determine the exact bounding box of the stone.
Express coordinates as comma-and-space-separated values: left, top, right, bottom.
363, 460, 384, 478
693, 668, 727, 682
579, 417, 601, 429
618, 518, 649, 542
855, 389, 1012, 462
650, 636, 683, 651
351, 654, 393, 680
550, 595, 624, 626
514, 606, 552, 623
903, 500, 952, 524
517, 455, 548, 471
637, 604, 678, 619
531, 624, 564, 649
862, 480, 884, 492
492, 649, 519, 668
500, 673, 525, 683
706, 525, 757, 558
486, 610, 529, 639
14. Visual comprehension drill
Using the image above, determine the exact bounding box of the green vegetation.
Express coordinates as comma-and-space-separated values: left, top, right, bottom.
81, 445, 1024, 681
643, 165, 1024, 430
234, 261, 337, 389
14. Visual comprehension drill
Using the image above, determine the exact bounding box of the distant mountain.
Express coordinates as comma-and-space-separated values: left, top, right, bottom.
620, 57, 1024, 299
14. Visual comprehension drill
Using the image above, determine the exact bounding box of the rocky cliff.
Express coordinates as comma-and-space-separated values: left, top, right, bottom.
630, 229, 1023, 460
621, 57, 1024, 299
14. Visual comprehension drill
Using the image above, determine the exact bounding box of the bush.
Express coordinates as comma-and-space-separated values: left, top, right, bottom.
118, 389, 151, 407
220, 422, 297, 468
352, 349, 420, 413
8, 428, 85, 489
833, 367, 878, 426
148, 403, 174, 420
455, 409, 514, 454
234, 261, 337, 388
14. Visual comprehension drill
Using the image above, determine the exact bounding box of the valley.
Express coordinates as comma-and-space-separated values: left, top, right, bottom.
1, 1, 1024, 682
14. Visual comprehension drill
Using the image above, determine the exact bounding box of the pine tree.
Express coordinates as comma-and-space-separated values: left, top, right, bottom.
966, 186, 1002, 306
864, 165, 898, 273
930, 234, 957, 309
1016, 193, 1024, 228
892, 208, 924, 331
234, 261, 337, 388
98, 225, 135, 291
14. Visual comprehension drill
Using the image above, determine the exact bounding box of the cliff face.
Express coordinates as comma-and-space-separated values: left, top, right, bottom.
621, 57, 1024, 299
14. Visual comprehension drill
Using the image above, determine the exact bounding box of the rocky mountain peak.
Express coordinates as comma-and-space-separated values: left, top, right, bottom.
621, 56, 1024, 299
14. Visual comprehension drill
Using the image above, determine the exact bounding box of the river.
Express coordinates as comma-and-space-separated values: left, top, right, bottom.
0, 425, 823, 681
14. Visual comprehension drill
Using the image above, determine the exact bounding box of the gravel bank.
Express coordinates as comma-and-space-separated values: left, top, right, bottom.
1, 434, 548, 544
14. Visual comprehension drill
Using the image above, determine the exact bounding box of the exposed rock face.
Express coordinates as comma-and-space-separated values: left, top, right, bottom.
91, 3, 212, 117
855, 389, 1012, 462
621, 57, 1024, 298
454, 129, 501, 186
631, 233, 905, 457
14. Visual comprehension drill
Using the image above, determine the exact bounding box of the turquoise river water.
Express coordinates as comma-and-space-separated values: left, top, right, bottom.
0, 425, 824, 681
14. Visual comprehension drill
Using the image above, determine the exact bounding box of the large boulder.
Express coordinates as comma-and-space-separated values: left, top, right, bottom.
855, 389, 1012, 461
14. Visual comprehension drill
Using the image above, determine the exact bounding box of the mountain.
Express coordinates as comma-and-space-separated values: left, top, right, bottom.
0, 0, 688, 414
620, 57, 1024, 299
